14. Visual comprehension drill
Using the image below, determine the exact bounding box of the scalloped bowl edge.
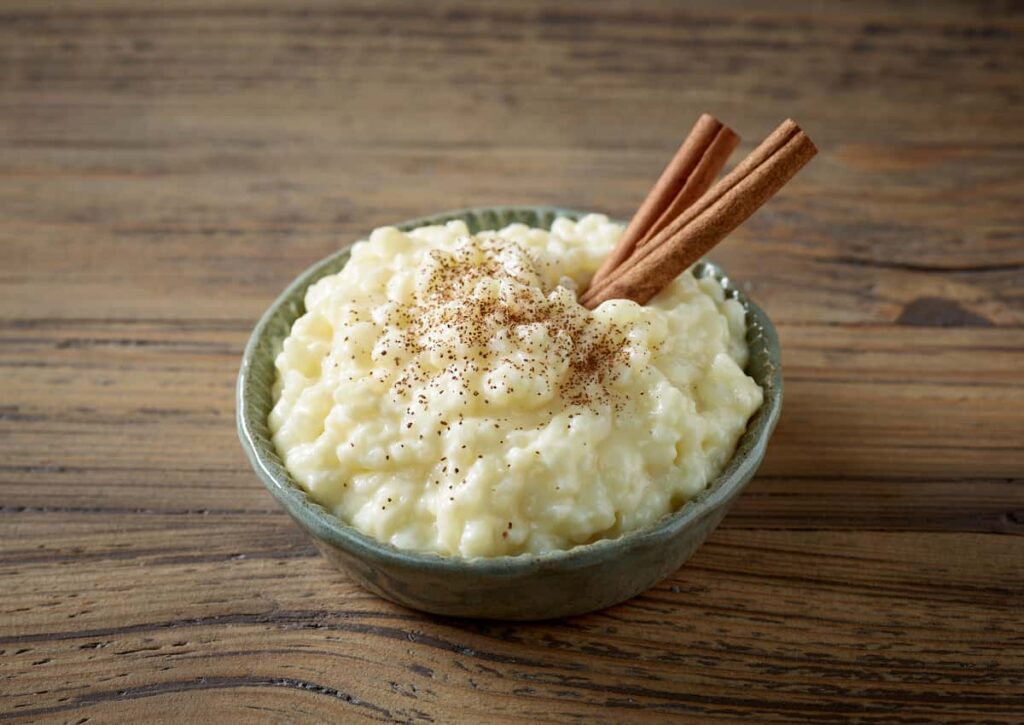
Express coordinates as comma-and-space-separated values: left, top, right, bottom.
236, 206, 783, 620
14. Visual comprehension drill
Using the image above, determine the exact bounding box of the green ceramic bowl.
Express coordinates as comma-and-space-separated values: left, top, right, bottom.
237, 206, 782, 620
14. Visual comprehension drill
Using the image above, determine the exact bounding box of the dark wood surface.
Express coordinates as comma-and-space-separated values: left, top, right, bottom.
2, 1, 1022, 721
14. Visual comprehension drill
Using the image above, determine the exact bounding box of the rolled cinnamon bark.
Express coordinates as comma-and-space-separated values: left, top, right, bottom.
635, 124, 740, 249
581, 119, 816, 309
588, 114, 738, 287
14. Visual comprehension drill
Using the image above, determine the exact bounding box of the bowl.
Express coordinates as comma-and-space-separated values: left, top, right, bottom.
237, 206, 782, 620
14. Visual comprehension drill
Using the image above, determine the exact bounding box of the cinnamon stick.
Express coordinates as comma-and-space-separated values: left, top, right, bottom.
581, 119, 816, 309
588, 114, 738, 286
634, 124, 740, 249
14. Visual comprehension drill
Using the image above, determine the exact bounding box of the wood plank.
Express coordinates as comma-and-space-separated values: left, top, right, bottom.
1, 0, 1022, 721
2, 524, 1021, 721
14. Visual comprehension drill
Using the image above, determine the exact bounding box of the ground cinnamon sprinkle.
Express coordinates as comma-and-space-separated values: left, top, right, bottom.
386, 233, 629, 411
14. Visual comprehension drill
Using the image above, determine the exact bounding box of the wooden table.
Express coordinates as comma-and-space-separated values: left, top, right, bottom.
2, 2, 1022, 721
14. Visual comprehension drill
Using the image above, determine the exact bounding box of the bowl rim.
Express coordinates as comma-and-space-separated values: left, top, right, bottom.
236, 205, 783, 575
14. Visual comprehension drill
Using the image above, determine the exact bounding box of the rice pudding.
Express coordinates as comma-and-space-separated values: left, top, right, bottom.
269, 215, 762, 557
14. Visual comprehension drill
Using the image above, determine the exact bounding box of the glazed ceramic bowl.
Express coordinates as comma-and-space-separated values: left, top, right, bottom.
237, 206, 782, 620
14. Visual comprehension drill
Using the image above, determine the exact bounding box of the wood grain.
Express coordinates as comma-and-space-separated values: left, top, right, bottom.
1, 0, 1022, 721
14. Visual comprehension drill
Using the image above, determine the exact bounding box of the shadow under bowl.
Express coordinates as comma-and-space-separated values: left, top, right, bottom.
237, 206, 783, 620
